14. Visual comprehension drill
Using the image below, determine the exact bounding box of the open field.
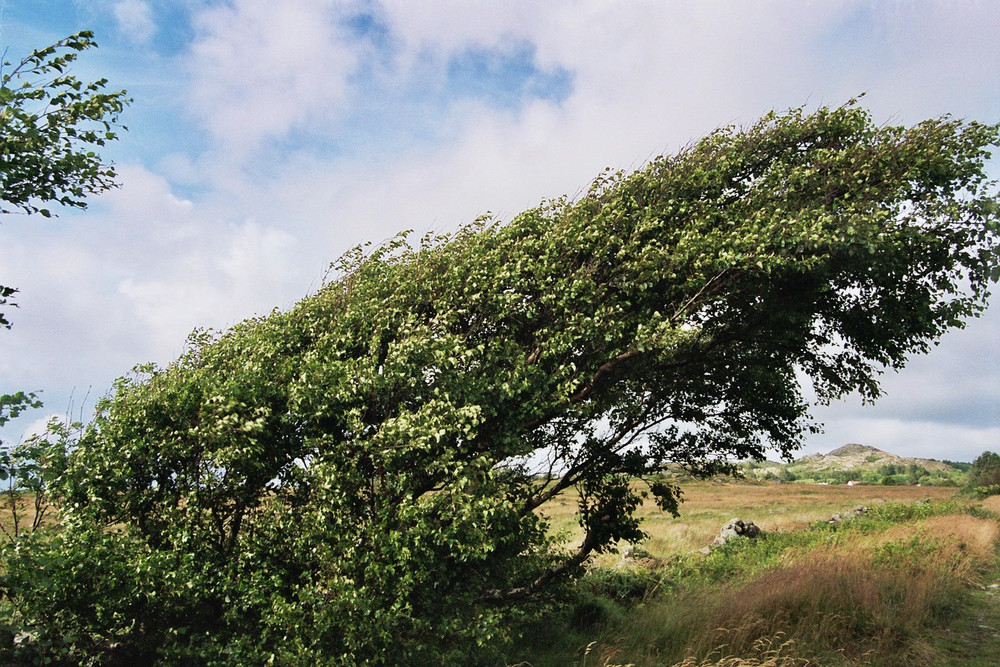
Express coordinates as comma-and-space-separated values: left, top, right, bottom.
517, 481, 1000, 666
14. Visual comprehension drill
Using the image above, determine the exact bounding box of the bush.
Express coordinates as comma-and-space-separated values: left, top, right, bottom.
579, 567, 662, 603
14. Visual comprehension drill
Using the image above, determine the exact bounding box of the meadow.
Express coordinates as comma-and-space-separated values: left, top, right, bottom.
514, 481, 1000, 667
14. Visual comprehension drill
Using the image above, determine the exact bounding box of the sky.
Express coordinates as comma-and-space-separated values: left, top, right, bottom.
0, 0, 998, 463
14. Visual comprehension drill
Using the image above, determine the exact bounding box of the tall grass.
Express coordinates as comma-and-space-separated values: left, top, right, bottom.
674, 552, 952, 665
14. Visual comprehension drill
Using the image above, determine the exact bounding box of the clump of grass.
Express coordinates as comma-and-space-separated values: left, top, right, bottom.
602, 550, 957, 665
977, 494, 1000, 515
683, 552, 952, 665
579, 640, 635, 667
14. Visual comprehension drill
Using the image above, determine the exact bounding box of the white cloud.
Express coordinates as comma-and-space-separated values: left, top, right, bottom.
185, 0, 363, 151
112, 0, 156, 45
1, 164, 304, 391
117, 219, 298, 355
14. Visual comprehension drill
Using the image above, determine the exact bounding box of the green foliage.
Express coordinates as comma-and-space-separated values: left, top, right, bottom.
0, 392, 42, 429
747, 454, 965, 487
0, 30, 130, 327
0, 417, 75, 542
837, 499, 965, 528
968, 451, 1000, 494
578, 566, 661, 603
0, 285, 17, 330
943, 459, 973, 473
0, 31, 129, 218
4, 101, 1000, 663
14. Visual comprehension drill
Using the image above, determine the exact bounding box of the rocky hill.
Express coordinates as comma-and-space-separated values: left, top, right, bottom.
744, 444, 969, 486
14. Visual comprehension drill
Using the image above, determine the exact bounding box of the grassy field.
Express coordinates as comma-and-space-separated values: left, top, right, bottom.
515, 481, 1000, 667
542, 479, 961, 564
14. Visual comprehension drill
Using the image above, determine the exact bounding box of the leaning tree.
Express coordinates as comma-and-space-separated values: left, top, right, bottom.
3, 101, 998, 665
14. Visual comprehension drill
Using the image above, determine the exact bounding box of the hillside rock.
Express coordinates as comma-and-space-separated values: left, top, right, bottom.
745, 443, 962, 484
793, 444, 952, 473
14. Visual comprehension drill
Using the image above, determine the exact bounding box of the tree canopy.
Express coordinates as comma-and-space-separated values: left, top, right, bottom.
3, 101, 998, 664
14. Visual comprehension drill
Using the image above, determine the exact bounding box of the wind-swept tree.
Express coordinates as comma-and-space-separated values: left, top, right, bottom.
3, 101, 998, 665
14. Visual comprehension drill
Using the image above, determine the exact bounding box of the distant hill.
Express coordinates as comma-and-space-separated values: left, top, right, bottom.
742, 444, 968, 486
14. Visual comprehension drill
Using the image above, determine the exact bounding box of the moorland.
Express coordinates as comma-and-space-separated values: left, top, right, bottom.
513, 478, 1000, 666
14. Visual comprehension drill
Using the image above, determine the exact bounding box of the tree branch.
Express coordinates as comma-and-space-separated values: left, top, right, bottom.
482, 525, 602, 603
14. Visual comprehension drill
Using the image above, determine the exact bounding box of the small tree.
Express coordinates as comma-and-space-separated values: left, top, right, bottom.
968, 451, 1000, 495
0, 29, 128, 517
0, 34, 128, 663
0, 416, 74, 542
4, 102, 999, 664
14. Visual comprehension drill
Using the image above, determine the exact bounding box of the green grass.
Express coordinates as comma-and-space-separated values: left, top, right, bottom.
926, 557, 1000, 667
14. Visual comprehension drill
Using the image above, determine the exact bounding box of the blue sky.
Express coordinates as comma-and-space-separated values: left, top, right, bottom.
1, 0, 999, 462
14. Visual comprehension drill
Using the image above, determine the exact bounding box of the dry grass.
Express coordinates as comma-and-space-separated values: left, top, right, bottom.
0, 492, 58, 543
683, 554, 951, 665
670, 636, 813, 666
605, 531, 990, 667
541, 480, 960, 561
979, 494, 1000, 514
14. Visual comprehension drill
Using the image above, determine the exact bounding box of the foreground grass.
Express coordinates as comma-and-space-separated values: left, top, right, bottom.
513, 482, 1000, 666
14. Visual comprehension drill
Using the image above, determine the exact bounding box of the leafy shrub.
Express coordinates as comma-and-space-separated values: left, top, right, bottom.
969, 452, 1000, 489
973, 483, 1000, 498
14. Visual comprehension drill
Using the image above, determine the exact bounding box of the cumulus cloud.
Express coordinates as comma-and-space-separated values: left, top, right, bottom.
185, 0, 364, 151
112, 0, 156, 45
1, 164, 303, 394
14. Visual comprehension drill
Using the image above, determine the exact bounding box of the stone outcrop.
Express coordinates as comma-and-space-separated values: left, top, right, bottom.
713, 518, 761, 546
619, 544, 662, 569
827, 505, 870, 524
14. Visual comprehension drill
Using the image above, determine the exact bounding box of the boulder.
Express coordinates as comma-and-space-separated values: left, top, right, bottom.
619, 544, 662, 569
828, 505, 870, 524
712, 518, 762, 546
